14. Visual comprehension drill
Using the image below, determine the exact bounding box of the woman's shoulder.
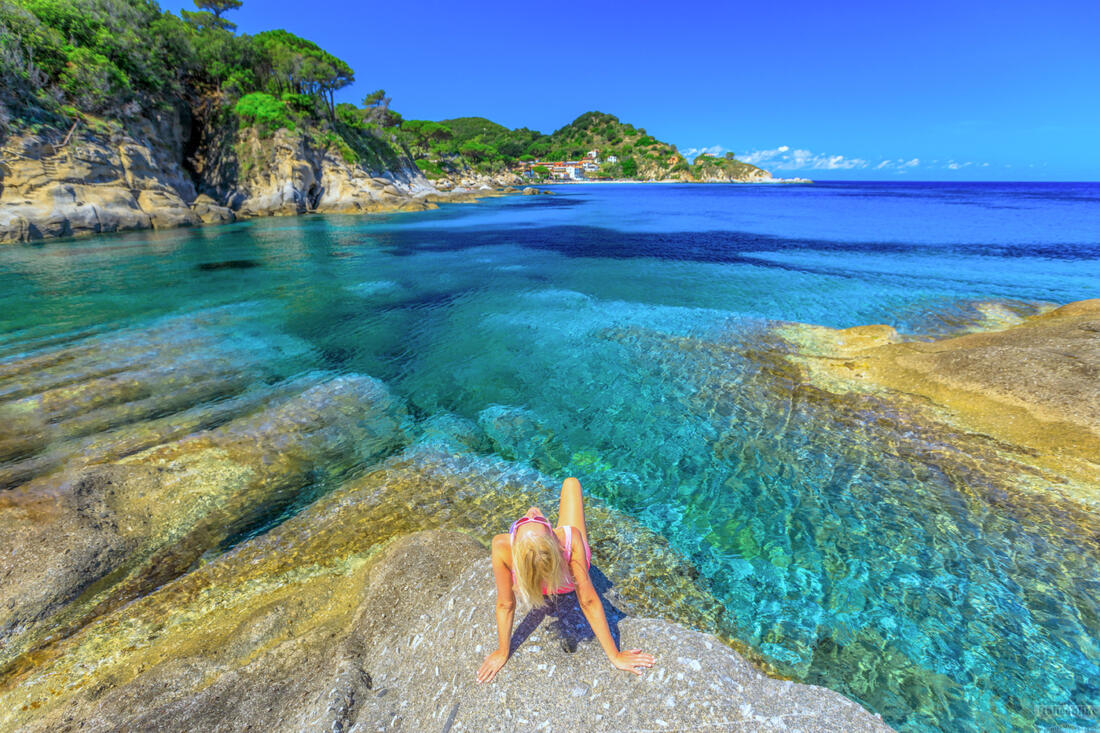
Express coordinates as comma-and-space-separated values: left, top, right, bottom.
490, 533, 511, 559
556, 525, 582, 543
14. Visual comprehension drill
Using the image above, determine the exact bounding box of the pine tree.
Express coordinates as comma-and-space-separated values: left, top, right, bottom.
184, 0, 243, 32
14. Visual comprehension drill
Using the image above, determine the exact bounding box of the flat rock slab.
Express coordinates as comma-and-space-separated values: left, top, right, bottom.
360, 550, 893, 733
0, 530, 891, 732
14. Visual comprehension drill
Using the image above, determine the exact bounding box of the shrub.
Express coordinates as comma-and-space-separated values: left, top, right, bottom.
234, 91, 293, 135
221, 69, 256, 95
281, 91, 314, 114
314, 131, 358, 163
59, 47, 131, 112
415, 158, 443, 178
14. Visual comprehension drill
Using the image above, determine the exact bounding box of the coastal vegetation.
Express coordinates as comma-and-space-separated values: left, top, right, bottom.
399, 110, 767, 181
0, 0, 405, 170
0, 0, 767, 183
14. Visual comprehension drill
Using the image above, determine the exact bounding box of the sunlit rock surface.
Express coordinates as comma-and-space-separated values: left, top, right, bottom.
0, 524, 890, 733
778, 298, 1100, 498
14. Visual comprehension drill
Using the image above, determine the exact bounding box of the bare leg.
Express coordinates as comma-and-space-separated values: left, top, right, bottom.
556, 477, 588, 546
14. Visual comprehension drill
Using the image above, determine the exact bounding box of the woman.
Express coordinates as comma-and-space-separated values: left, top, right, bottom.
476, 477, 656, 683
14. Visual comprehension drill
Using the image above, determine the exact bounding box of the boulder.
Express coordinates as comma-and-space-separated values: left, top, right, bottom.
190, 193, 236, 224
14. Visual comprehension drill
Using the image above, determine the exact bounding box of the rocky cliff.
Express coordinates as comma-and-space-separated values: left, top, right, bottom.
0, 109, 509, 245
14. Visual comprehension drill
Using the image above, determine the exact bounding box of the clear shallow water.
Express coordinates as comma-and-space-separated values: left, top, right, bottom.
1, 182, 1099, 731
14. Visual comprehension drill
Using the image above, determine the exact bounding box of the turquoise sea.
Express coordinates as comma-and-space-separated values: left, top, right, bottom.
1, 181, 1098, 731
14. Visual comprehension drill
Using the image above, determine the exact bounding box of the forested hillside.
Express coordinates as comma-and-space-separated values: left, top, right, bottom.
401, 111, 771, 182
0, 0, 411, 171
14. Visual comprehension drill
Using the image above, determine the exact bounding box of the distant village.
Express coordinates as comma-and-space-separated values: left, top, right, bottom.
517, 150, 618, 180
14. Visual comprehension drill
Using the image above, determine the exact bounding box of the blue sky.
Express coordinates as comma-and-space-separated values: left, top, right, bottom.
223, 0, 1099, 180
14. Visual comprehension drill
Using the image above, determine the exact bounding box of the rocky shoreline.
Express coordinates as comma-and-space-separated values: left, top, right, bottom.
0, 112, 809, 246
0, 117, 526, 245
777, 299, 1100, 501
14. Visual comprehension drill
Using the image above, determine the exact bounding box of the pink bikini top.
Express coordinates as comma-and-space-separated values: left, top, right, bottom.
509, 520, 592, 595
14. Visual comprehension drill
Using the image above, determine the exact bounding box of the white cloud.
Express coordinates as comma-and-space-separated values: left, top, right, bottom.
713, 145, 989, 174
682, 145, 725, 160
738, 145, 867, 171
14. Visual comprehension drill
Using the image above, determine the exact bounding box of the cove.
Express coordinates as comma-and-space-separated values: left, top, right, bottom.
1, 182, 1098, 732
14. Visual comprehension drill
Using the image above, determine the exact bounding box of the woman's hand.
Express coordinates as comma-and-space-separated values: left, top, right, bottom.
611, 648, 656, 675
477, 648, 509, 684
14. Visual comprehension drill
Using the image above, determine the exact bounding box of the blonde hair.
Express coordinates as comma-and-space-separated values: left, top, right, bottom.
511, 530, 573, 608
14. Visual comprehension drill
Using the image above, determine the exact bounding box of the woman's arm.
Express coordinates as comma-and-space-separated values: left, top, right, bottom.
477, 535, 516, 683
569, 530, 656, 675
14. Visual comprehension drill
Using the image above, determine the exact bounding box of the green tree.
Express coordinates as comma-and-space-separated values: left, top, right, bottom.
362, 89, 401, 127
183, 0, 241, 31
400, 119, 453, 158
198, 0, 242, 18
531, 164, 550, 180
254, 30, 353, 120
363, 89, 388, 107
458, 140, 498, 162
621, 156, 638, 177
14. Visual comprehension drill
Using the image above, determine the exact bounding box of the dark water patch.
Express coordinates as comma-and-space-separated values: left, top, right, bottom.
196, 259, 261, 271
381, 289, 467, 312
373, 223, 1099, 264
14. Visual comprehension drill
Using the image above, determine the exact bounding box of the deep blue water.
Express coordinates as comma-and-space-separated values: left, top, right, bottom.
1, 181, 1098, 731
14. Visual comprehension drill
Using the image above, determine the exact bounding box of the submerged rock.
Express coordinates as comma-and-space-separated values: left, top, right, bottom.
0, 304, 315, 489
0, 373, 410, 666
0, 528, 891, 732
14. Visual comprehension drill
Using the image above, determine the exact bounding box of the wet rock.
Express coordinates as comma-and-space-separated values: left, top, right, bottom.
0, 374, 410, 665
190, 194, 236, 224
0, 305, 315, 486
477, 404, 569, 471
414, 412, 490, 452
780, 298, 1100, 493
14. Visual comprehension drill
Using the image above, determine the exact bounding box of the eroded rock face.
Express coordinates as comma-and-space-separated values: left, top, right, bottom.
0, 528, 892, 732
0, 111, 202, 243
1, 114, 515, 244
